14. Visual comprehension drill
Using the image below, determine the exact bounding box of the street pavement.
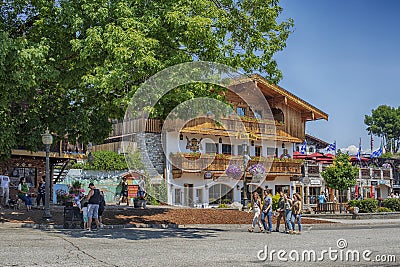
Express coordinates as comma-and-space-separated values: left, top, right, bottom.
0, 219, 399, 266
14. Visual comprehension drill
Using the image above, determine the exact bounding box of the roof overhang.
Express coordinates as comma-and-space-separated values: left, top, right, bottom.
248, 74, 328, 121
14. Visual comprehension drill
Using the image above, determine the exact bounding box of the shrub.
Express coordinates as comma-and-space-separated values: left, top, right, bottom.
272, 193, 280, 211
347, 199, 359, 207
358, 198, 378, 213
377, 207, 393, 213
383, 198, 400, 211
222, 198, 231, 204
347, 199, 378, 213
218, 203, 229, 208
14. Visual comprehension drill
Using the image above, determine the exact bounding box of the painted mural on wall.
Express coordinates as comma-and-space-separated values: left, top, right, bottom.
60, 169, 138, 203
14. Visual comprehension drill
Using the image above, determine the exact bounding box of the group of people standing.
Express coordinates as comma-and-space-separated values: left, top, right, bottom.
17, 176, 46, 211
249, 189, 302, 235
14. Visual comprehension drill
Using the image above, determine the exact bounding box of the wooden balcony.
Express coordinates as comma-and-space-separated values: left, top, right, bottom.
109, 118, 163, 138
169, 154, 302, 176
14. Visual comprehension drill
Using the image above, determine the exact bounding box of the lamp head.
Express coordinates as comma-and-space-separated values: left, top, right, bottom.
41, 128, 53, 145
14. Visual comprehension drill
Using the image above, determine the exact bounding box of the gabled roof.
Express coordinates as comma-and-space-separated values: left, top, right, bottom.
305, 134, 330, 148
250, 74, 328, 121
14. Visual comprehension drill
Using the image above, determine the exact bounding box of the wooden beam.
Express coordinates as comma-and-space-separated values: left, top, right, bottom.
270, 96, 287, 106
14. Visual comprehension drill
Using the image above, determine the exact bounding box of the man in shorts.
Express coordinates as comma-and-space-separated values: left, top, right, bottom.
86, 182, 100, 231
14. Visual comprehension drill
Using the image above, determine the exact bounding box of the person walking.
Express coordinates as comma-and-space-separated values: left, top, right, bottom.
291, 193, 303, 235
248, 192, 264, 233
284, 193, 293, 234
98, 190, 106, 228
36, 176, 46, 209
261, 189, 273, 233
0, 171, 10, 207
81, 201, 89, 230
86, 182, 100, 231
117, 177, 129, 206
17, 177, 32, 211
274, 190, 286, 232
138, 177, 146, 208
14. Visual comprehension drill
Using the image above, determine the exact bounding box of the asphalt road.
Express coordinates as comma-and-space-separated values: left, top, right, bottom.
0, 223, 399, 266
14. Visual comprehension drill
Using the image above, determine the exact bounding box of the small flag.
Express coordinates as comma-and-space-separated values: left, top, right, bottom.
300, 140, 307, 154
326, 141, 336, 152
371, 141, 383, 158
356, 138, 361, 161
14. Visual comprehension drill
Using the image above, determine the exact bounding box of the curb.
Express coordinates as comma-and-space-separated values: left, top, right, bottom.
4, 222, 179, 230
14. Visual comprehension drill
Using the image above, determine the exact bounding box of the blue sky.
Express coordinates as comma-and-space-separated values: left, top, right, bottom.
275, 0, 400, 154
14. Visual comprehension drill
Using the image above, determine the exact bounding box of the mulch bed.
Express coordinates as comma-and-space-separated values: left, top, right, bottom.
1, 206, 334, 226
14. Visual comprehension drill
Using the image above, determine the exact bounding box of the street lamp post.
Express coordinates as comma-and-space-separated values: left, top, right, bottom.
42, 128, 53, 219
242, 141, 250, 210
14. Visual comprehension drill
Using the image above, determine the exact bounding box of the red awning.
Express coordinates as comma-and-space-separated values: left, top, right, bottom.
308, 152, 324, 158
293, 151, 308, 159
350, 156, 369, 162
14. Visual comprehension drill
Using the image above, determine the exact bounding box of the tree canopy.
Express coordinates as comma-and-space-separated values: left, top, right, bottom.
321, 153, 358, 193
364, 105, 400, 154
0, 0, 293, 156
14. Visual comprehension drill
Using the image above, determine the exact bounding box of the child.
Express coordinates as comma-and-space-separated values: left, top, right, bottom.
81, 201, 89, 230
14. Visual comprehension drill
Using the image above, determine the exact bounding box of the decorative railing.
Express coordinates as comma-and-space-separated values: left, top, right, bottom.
305, 165, 393, 180
108, 116, 286, 138
169, 153, 302, 175
110, 118, 163, 137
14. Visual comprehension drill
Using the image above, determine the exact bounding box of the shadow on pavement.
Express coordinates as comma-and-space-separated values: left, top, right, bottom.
47, 227, 222, 241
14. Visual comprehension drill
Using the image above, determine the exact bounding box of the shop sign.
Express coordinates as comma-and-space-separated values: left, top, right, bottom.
204, 171, 213, 179
310, 179, 321, 185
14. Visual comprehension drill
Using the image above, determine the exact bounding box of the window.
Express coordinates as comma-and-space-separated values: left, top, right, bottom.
205, 143, 218, 154
174, 189, 182, 205
237, 144, 243, 155
236, 107, 246, 117
222, 144, 232, 155
308, 187, 320, 205
338, 189, 348, 203
254, 110, 262, 119
275, 185, 290, 195
267, 147, 277, 157
209, 184, 233, 204
196, 189, 203, 204
255, 146, 261, 157
11, 167, 36, 187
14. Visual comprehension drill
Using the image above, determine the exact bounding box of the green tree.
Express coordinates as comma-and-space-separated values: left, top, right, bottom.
72, 150, 128, 170
0, 0, 294, 156
364, 105, 400, 153
321, 153, 358, 208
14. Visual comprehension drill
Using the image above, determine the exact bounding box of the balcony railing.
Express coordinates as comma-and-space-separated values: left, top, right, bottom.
110, 118, 163, 137
169, 153, 302, 176
108, 116, 286, 139
304, 164, 393, 180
